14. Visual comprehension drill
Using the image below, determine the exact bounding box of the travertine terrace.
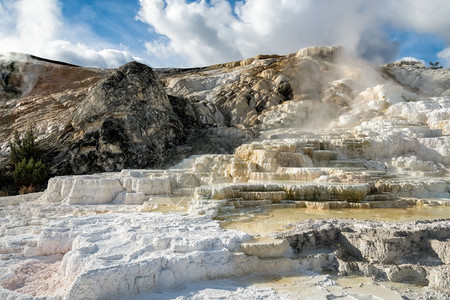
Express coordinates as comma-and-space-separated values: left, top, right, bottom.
0, 47, 449, 299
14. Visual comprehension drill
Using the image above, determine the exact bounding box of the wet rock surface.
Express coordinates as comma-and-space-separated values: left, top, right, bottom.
2, 196, 449, 299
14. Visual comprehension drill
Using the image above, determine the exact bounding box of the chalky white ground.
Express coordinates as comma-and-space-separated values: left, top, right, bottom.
2, 202, 439, 300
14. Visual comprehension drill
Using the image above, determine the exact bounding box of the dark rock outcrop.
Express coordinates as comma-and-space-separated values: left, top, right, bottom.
53, 62, 188, 174
0, 61, 23, 102
0, 54, 257, 180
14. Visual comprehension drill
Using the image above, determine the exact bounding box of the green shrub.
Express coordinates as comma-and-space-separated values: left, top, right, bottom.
0, 168, 6, 196
9, 128, 48, 191
13, 158, 47, 187
9, 129, 42, 165
0, 168, 11, 196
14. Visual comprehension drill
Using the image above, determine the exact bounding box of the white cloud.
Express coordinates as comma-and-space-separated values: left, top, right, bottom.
2, 0, 450, 68
437, 48, 450, 67
388, 1, 450, 41
137, 0, 240, 67
0, 0, 136, 68
45, 40, 137, 68
138, 0, 450, 67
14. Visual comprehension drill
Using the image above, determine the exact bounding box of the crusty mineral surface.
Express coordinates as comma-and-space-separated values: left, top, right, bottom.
278, 218, 450, 290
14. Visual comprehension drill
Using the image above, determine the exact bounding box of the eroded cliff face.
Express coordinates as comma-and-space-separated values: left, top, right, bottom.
0, 54, 259, 177
158, 49, 339, 128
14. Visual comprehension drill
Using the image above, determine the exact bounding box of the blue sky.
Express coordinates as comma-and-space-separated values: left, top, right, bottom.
61, 0, 149, 52
1, 0, 450, 68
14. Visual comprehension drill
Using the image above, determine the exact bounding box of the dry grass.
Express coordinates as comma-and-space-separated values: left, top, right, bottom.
19, 185, 36, 195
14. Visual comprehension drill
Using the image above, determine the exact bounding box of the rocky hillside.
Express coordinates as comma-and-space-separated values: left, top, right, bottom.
1, 47, 449, 180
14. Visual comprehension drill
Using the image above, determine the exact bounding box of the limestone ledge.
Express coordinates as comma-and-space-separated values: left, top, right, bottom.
39, 169, 202, 205
277, 218, 450, 291
194, 182, 370, 202
189, 182, 370, 218
2, 198, 450, 299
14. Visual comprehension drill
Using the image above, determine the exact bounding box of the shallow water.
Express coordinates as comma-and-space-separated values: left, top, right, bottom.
251, 274, 406, 300
148, 194, 192, 206
124, 272, 431, 300
223, 205, 450, 235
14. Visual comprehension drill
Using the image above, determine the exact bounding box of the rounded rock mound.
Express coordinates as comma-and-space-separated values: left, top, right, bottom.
64, 61, 186, 173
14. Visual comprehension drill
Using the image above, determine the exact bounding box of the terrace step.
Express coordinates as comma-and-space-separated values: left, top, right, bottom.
329, 160, 366, 168
249, 168, 325, 182
313, 150, 338, 167
365, 199, 415, 208
240, 200, 273, 207
240, 191, 287, 202
241, 238, 292, 258
365, 193, 395, 201
218, 205, 237, 213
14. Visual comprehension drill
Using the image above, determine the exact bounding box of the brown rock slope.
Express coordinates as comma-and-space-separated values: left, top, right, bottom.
0, 54, 107, 174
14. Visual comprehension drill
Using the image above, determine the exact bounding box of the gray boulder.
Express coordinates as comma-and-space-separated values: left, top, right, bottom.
59, 61, 187, 174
